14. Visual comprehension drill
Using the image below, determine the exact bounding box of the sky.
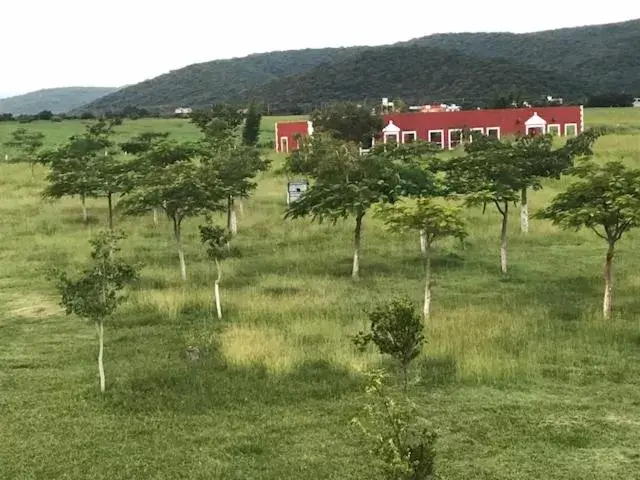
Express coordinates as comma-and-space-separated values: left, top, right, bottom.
1, 0, 639, 98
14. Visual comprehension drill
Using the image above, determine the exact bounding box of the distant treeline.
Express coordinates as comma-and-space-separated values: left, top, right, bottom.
1, 93, 636, 122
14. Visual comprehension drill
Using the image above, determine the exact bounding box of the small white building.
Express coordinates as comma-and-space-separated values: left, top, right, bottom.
174, 107, 193, 115
633, 98, 640, 108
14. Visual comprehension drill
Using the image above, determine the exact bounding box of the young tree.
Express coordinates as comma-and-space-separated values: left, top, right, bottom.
42, 121, 120, 225
466, 129, 605, 234
199, 222, 231, 319
42, 136, 102, 223
284, 134, 430, 279
310, 102, 384, 148
207, 145, 270, 235
446, 138, 523, 274
3, 127, 45, 174
120, 131, 172, 225
353, 298, 425, 390
51, 230, 138, 393
242, 101, 262, 146
379, 199, 467, 319
119, 143, 227, 281
535, 161, 640, 319
351, 371, 437, 480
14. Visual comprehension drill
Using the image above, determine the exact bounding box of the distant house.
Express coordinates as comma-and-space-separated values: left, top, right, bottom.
174, 107, 192, 116
633, 98, 640, 108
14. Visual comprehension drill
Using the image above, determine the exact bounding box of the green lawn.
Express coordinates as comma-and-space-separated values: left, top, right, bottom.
1, 109, 640, 479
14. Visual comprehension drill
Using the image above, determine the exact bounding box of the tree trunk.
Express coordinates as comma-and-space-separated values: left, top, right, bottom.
30, 162, 35, 177
81, 194, 88, 223
227, 195, 238, 235
500, 202, 508, 274
214, 258, 222, 319
95, 320, 105, 393
419, 229, 427, 256
520, 187, 529, 234
238, 199, 244, 216
423, 244, 432, 320
352, 212, 364, 280
603, 242, 615, 320
107, 192, 113, 230
152, 207, 159, 226
173, 217, 187, 281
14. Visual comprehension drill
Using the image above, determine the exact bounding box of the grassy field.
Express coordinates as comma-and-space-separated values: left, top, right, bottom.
1, 108, 640, 479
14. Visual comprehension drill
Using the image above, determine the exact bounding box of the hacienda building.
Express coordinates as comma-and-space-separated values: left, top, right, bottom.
274, 106, 584, 153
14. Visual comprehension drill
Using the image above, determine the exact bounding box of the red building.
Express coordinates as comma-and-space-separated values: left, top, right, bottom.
274, 106, 584, 152
274, 120, 314, 153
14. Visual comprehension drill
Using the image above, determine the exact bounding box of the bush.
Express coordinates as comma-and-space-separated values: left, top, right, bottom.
353, 297, 425, 389
351, 371, 438, 480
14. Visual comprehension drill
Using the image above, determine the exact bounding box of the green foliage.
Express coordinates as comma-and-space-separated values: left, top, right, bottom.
53, 230, 138, 322
284, 134, 419, 224
190, 104, 244, 138
42, 121, 123, 222
310, 102, 383, 146
380, 198, 467, 247
120, 131, 171, 155
535, 160, 640, 243
199, 222, 231, 260
242, 101, 262, 146
2, 127, 45, 163
118, 145, 227, 225
353, 298, 425, 388
351, 371, 437, 479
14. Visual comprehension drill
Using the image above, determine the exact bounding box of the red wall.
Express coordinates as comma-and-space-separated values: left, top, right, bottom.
381, 106, 583, 148
275, 121, 310, 152
274, 106, 583, 152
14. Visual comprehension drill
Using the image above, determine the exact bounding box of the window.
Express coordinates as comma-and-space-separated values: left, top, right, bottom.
486, 127, 500, 139
448, 129, 463, 149
280, 137, 289, 153
402, 131, 417, 143
428, 130, 444, 149
384, 132, 399, 144
564, 123, 577, 136
547, 124, 561, 136
470, 127, 484, 142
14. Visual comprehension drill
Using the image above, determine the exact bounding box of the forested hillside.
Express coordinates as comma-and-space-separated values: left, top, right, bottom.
0, 87, 117, 115
251, 45, 587, 111
79, 18, 640, 114
403, 18, 640, 94
81, 47, 366, 113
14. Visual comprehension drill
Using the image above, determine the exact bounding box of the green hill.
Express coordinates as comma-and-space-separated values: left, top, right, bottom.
402, 18, 640, 94
80, 19, 640, 113
251, 44, 588, 111
80, 48, 367, 114
0, 87, 118, 115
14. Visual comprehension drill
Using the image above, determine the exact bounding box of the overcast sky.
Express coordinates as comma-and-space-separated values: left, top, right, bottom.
1, 0, 639, 98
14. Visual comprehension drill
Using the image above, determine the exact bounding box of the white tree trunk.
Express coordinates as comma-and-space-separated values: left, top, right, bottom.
96, 320, 105, 393
500, 203, 508, 274
227, 196, 238, 236
152, 207, 159, 226
352, 213, 364, 280
214, 258, 222, 319
603, 243, 614, 320
423, 246, 432, 320
173, 218, 187, 281
238, 199, 244, 216
520, 187, 529, 234
419, 229, 427, 256
81, 195, 88, 223
229, 206, 238, 235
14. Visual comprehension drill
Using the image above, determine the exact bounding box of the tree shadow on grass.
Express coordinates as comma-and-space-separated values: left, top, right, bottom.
527, 274, 601, 324
103, 349, 363, 415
